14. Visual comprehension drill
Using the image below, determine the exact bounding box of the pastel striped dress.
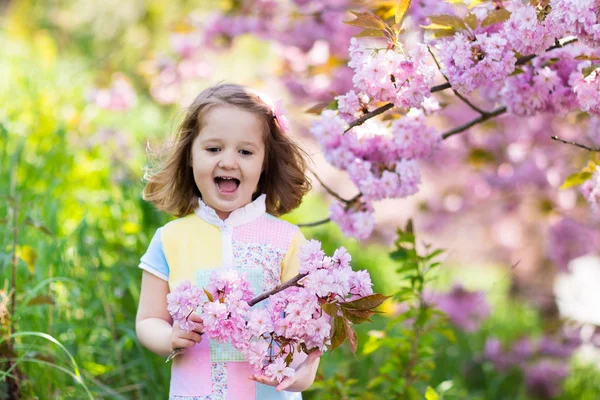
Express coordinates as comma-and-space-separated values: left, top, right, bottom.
139, 194, 304, 400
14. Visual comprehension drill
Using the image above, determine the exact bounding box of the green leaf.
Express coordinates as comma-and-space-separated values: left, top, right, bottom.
396, 262, 418, 274
203, 288, 214, 302
428, 14, 467, 30
426, 249, 445, 261
24, 216, 54, 237
439, 327, 457, 342
468, 148, 497, 166
367, 375, 386, 389
395, 0, 412, 25
322, 302, 338, 318
428, 28, 458, 39
356, 28, 387, 38
345, 320, 358, 353
341, 307, 376, 324
405, 219, 414, 234
510, 67, 525, 76
285, 351, 293, 365
583, 64, 600, 78
345, 11, 387, 30
575, 54, 600, 61
329, 316, 347, 351
542, 57, 560, 67
425, 387, 440, 400
464, 13, 477, 30
17, 245, 37, 273
341, 294, 391, 310
390, 248, 409, 261
27, 295, 55, 306
305, 102, 331, 114
481, 9, 511, 28
560, 171, 592, 189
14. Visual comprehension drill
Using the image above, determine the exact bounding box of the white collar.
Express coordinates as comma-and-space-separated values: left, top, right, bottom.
194, 194, 266, 228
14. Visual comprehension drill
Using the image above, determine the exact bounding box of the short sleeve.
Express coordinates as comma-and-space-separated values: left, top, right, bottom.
280, 229, 307, 283
139, 228, 170, 281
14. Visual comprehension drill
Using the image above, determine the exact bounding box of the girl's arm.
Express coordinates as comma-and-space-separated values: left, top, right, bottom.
136, 271, 203, 357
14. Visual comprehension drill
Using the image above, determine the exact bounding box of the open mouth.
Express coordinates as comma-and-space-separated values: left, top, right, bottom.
214, 176, 240, 195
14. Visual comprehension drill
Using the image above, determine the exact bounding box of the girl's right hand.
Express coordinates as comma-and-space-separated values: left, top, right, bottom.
170, 313, 204, 351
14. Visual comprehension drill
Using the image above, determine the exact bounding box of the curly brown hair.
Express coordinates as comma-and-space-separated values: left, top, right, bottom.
143, 83, 312, 217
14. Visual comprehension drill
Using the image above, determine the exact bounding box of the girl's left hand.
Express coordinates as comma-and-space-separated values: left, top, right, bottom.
249, 350, 322, 392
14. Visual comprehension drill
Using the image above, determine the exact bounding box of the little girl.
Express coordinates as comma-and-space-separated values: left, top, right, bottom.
135, 83, 321, 400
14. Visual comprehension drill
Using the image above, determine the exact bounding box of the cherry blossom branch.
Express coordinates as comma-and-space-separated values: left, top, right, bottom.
427, 46, 488, 116
551, 135, 600, 152
441, 106, 507, 140
299, 193, 361, 228
515, 37, 579, 67
344, 37, 578, 133
167, 273, 308, 362
298, 218, 331, 228
344, 103, 394, 133
248, 273, 308, 306
309, 167, 354, 204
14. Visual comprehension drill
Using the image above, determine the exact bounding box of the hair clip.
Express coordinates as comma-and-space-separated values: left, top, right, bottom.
272, 100, 291, 134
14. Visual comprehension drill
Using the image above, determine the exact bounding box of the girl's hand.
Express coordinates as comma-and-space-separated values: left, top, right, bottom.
249, 350, 322, 392
170, 313, 204, 351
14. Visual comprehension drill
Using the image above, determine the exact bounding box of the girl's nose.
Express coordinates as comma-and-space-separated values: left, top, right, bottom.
218, 151, 239, 169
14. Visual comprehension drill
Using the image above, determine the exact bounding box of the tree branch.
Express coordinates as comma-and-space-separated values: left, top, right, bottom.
427, 45, 488, 116
344, 103, 394, 133
309, 167, 352, 204
248, 273, 307, 307
299, 193, 362, 228
343, 37, 578, 134
551, 135, 600, 152
441, 106, 507, 140
515, 37, 579, 67
298, 218, 331, 228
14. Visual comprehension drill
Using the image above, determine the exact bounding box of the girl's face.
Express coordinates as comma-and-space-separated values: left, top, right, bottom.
191, 105, 266, 220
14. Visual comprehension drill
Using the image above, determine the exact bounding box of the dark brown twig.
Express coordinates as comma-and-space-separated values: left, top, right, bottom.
308, 167, 352, 204
298, 218, 331, 228
248, 273, 307, 307
515, 37, 579, 67
551, 136, 600, 152
441, 106, 507, 140
427, 46, 488, 116
344, 103, 394, 133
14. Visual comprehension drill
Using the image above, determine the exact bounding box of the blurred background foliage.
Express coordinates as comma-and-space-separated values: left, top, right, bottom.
1, 0, 600, 399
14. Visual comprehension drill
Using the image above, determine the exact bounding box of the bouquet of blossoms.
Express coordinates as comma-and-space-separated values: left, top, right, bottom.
166, 240, 387, 382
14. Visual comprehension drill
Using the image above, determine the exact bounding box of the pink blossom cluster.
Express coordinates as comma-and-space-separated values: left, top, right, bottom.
312, 97, 438, 239
167, 242, 374, 382
144, 25, 215, 105
167, 281, 204, 331
329, 201, 375, 241
88, 74, 137, 111
581, 165, 600, 213
348, 38, 435, 109
502, 2, 563, 56
549, 0, 600, 47
572, 67, 600, 115
438, 31, 517, 94
499, 47, 582, 116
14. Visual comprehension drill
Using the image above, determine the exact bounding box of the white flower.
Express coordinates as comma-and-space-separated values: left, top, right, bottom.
554, 254, 600, 325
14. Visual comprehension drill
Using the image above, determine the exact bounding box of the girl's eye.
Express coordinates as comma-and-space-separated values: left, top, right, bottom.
239, 150, 253, 156
206, 147, 220, 153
